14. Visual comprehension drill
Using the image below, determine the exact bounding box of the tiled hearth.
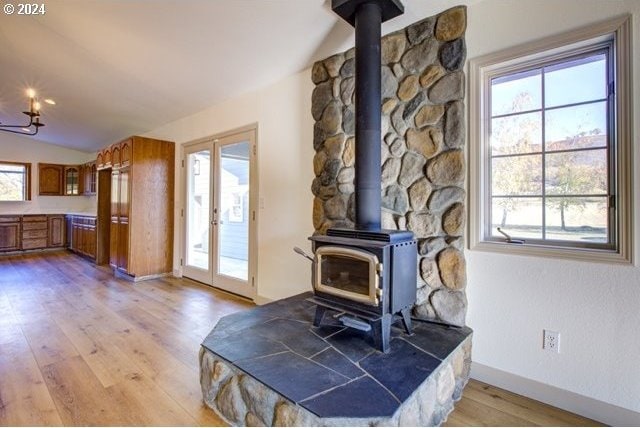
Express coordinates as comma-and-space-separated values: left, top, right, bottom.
200, 293, 472, 426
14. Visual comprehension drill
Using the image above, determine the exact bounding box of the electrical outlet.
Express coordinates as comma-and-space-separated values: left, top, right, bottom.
543, 330, 560, 353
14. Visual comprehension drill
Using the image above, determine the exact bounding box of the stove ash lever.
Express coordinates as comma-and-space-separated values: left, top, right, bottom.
293, 246, 314, 262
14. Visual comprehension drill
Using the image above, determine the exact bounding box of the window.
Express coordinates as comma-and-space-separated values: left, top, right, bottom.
0, 161, 31, 201
469, 16, 632, 263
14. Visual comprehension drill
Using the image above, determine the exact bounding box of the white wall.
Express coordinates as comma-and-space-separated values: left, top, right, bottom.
465, 0, 640, 415
0, 133, 96, 214
145, 69, 315, 302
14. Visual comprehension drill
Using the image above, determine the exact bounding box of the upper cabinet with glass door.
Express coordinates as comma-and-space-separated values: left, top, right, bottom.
37, 162, 95, 196
64, 166, 81, 195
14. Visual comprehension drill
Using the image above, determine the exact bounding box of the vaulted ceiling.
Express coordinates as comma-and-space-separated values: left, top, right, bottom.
0, 0, 478, 152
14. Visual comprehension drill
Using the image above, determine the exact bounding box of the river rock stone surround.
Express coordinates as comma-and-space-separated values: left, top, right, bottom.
311, 6, 468, 326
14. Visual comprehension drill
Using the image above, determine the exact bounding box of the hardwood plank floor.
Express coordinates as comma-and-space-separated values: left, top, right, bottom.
0, 251, 602, 426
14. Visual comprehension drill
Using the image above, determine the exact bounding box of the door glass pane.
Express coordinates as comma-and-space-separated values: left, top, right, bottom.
186, 150, 211, 270
218, 141, 250, 281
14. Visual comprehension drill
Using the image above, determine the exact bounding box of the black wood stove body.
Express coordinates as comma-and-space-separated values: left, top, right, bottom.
309, 228, 416, 353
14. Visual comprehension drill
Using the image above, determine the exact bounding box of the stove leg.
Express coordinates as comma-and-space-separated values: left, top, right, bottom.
313, 306, 327, 327
372, 314, 392, 353
400, 308, 413, 335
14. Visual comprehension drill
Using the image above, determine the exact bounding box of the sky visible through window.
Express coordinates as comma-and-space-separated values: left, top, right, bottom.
488, 53, 609, 244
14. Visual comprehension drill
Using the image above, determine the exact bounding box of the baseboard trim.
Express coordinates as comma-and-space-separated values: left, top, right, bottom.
470, 362, 640, 426
254, 295, 273, 305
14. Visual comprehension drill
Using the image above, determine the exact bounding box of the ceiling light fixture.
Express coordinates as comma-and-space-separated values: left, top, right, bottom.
0, 88, 49, 136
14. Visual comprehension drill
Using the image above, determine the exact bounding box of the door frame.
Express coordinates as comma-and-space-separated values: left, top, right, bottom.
180, 123, 259, 301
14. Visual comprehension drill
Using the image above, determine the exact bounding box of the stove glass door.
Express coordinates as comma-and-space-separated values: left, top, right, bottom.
314, 246, 380, 306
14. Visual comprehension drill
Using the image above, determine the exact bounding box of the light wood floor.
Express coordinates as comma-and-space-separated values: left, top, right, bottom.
0, 251, 602, 427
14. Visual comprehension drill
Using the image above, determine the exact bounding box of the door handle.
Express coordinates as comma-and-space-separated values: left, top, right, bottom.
212, 208, 218, 226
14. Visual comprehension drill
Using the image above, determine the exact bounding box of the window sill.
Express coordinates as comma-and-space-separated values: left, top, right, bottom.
469, 240, 632, 265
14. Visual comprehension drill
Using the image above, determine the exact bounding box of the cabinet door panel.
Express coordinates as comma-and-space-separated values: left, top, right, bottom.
110, 220, 118, 268
111, 171, 120, 217
117, 168, 130, 273
39, 164, 63, 195
23, 229, 47, 239
118, 219, 129, 272
22, 238, 47, 250
112, 146, 121, 168
118, 168, 130, 219
22, 221, 47, 231
72, 223, 79, 252
104, 148, 112, 168
91, 163, 97, 194
48, 216, 65, 247
121, 140, 131, 166
64, 166, 81, 196
0, 223, 20, 251
87, 226, 96, 259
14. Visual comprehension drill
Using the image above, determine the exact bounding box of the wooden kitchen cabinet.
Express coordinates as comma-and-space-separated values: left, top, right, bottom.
64, 166, 82, 195
120, 139, 131, 167
103, 148, 112, 169
0, 216, 21, 252
0, 214, 71, 253
82, 162, 97, 195
21, 215, 48, 250
38, 164, 64, 195
48, 215, 66, 247
68, 215, 96, 260
109, 170, 119, 269
106, 136, 174, 279
39, 163, 90, 196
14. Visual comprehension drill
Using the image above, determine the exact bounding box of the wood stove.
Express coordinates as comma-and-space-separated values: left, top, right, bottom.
301, 0, 415, 353
308, 228, 416, 353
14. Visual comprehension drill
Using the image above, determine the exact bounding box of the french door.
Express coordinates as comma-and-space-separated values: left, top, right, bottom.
183, 129, 256, 299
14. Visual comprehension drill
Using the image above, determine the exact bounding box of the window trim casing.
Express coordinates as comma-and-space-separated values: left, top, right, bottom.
468, 15, 633, 265
0, 160, 32, 202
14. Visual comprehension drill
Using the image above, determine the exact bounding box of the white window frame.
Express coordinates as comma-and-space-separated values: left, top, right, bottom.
469, 15, 633, 264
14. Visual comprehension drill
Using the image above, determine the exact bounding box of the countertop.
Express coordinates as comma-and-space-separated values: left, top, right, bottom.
0, 212, 97, 217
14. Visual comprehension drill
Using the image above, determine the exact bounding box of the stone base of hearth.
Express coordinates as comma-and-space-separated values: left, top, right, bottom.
200, 293, 472, 426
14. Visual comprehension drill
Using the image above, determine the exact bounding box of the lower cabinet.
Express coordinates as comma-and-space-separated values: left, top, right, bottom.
0, 214, 66, 253
22, 215, 48, 250
48, 215, 66, 247
0, 217, 21, 252
67, 215, 97, 260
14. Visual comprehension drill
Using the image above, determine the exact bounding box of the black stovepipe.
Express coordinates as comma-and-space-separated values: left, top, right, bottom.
354, 1, 382, 231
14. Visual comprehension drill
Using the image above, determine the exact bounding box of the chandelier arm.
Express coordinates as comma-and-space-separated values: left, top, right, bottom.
0, 127, 39, 136
0, 113, 36, 128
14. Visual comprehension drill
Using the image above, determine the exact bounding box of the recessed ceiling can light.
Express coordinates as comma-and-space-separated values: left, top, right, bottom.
44, 99, 56, 105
